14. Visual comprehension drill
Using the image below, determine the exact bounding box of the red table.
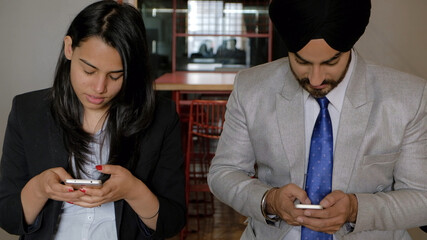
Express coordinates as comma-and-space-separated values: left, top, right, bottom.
154, 71, 235, 113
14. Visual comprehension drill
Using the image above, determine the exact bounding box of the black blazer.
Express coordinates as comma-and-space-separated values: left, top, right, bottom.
0, 89, 186, 239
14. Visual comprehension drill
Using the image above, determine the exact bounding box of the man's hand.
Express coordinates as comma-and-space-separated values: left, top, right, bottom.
265, 183, 311, 226
296, 190, 358, 234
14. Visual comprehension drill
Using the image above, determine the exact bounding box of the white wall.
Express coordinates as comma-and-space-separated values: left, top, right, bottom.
0, 0, 97, 154
356, 0, 427, 79
0, 1, 96, 239
0, 1, 426, 239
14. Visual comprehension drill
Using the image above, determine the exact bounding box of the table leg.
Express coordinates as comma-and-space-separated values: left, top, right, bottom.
172, 90, 181, 114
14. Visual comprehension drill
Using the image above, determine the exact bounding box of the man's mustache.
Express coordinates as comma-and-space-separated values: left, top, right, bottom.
299, 78, 336, 86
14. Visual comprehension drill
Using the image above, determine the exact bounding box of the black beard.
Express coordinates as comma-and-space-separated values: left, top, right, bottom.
289, 52, 351, 98
297, 77, 343, 98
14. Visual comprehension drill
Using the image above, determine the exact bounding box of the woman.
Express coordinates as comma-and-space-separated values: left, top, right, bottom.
0, 1, 185, 239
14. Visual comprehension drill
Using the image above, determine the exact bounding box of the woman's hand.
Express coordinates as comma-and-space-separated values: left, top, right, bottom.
73, 165, 140, 207
34, 167, 85, 201
75, 165, 159, 230
21, 167, 85, 224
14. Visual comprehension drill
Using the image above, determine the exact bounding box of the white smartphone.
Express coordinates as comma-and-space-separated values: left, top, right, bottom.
295, 204, 323, 210
64, 179, 102, 189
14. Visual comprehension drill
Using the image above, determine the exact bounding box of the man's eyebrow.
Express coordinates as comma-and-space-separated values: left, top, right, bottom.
294, 52, 343, 64
79, 58, 123, 73
294, 52, 310, 63
321, 52, 343, 64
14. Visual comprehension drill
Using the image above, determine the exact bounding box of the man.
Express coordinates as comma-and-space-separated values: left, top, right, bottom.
208, 0, 427, 239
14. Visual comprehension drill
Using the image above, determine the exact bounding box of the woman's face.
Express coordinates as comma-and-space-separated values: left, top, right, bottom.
64, 36, 123, 116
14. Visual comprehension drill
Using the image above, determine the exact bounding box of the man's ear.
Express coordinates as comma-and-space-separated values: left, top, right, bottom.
64, 36, 73, 60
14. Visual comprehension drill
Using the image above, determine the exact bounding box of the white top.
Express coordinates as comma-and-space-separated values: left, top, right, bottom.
54, 126, 118, 240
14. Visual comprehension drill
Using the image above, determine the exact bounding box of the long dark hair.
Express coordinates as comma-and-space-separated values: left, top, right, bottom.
51, 1, 154, 179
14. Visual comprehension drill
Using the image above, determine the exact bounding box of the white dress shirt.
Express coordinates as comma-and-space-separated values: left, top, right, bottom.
283, 49, 356, 240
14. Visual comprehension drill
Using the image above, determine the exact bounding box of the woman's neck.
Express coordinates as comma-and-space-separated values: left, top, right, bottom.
83, 110, 107, 134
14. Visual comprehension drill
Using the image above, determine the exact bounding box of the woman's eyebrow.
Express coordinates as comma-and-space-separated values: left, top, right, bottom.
79, 58, 97, 69
79, 58, 123, 73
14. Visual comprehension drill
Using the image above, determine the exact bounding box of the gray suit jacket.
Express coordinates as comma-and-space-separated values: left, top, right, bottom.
208, 52, 427, 240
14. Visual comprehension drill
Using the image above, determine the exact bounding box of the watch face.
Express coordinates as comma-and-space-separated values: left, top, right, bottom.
345, 222, 355, 232
266, 215, 280, 223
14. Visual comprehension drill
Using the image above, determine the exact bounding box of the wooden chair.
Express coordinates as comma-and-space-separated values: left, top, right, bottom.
184, 99, 227, 233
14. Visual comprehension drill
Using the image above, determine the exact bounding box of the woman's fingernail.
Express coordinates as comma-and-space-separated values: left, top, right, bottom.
68, 189, 74, 192
79, 188, 86, 194
96, 165, 102, 171
67, 201, 74, 204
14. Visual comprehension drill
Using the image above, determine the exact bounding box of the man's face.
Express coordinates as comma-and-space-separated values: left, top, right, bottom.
288, 39, 351, 98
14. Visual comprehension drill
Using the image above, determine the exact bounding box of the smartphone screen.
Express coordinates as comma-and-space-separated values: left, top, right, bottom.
294, 204, 323, 209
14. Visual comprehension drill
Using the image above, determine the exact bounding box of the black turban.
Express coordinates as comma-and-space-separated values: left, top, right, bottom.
269, 0, 371, 52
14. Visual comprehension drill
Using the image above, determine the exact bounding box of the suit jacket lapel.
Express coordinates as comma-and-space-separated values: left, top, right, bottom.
47, 111, 68, 169
332, 54, 373, 191
44, 107, 69, 231
115, 200, 123, 237
276, 69, 306, 188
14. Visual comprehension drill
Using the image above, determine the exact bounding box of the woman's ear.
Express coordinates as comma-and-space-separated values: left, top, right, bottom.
64, 36, 73, 60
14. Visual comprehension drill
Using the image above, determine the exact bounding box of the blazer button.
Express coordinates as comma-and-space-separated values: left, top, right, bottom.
376, 185, 384, 192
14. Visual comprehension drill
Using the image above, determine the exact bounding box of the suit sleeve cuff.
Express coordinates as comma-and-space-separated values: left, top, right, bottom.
137, 217, 155, 237
21, 211, 43, 234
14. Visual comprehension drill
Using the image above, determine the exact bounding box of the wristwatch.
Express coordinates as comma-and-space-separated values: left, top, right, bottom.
345, 222, 355, 232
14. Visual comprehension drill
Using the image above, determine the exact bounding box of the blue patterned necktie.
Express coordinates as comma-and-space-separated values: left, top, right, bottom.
301, 97, 333, 240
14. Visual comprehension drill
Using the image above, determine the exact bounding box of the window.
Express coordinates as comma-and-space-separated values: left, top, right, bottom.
139, 0, 274, 75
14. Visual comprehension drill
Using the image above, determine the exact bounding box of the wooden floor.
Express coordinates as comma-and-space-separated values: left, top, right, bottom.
167, 195, 427, 240
1, 197, 427, 240
168, 196, 247, 240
